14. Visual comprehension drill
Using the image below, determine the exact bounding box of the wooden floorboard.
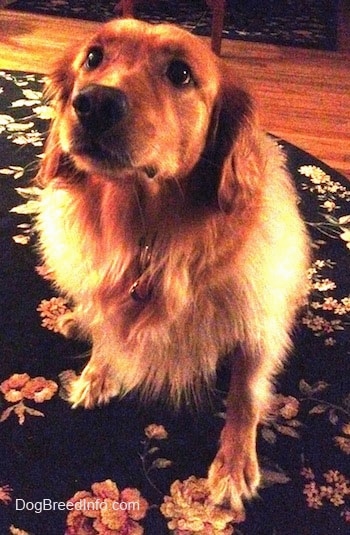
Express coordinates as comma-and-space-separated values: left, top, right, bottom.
1, 7, 349, 179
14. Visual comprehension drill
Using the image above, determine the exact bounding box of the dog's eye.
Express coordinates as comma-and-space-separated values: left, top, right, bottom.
166, 60, 193, 87
84, 47, 104, 70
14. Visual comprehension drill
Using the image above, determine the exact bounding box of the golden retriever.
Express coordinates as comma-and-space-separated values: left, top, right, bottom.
35, 19, 310, 511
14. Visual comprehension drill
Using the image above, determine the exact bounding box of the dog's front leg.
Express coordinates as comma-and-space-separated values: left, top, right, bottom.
69, 326, 122, 409
69, 359, 117, 409
208, 347, 262, 511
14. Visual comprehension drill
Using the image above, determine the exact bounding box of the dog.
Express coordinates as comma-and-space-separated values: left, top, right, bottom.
35, 19, 310, 511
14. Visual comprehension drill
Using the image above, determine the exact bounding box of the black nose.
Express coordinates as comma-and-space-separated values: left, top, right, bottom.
72, 84, 129, 132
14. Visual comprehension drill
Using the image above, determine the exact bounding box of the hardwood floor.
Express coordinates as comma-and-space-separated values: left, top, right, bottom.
1, 6, 349, 179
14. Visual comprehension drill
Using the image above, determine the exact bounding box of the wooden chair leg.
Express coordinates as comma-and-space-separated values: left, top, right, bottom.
117, 0, 225, 56
121, 0, 134, 17
208, 0, 225, 55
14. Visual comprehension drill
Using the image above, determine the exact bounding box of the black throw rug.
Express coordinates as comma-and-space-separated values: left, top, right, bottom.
0, 71, 349, 535
8, 0, 340, 50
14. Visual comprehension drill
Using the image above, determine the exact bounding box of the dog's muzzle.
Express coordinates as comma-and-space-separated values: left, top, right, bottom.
71, 84, 157, 178
72, 84, 129, 133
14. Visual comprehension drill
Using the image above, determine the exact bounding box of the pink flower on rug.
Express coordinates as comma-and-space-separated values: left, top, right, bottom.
0, 374, 59, 424
37, 296, 72, 333
0, 373, 30, 402
21, 376, 58, 403
65, 479, 148, 535
271, 394, 300, 420
161, 476, 244, 534
144, 423, 168, 440
0, 484, 12, 505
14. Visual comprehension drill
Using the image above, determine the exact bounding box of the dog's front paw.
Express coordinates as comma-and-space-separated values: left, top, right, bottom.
207, 447, 260, 511
68, 365, 119, 409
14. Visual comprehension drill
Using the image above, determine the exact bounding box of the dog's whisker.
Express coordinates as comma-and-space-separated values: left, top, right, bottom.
68, 350, 92, 360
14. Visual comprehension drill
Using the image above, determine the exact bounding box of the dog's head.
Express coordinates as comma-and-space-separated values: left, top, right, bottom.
39, 19, 263, 213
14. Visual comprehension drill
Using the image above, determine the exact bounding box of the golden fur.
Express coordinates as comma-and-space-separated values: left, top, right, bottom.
36, 19, 310, 511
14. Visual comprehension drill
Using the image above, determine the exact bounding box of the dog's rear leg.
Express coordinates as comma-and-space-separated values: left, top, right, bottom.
208, 346, 264, 511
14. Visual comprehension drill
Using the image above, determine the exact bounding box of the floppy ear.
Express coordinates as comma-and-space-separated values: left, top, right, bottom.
208, 62, 265, 214
36, 47, 81, 186
45, 45, 79, 108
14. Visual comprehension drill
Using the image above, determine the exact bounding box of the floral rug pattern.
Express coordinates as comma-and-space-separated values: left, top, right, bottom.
8, 0, 340, 50
0, 71, 349, 534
